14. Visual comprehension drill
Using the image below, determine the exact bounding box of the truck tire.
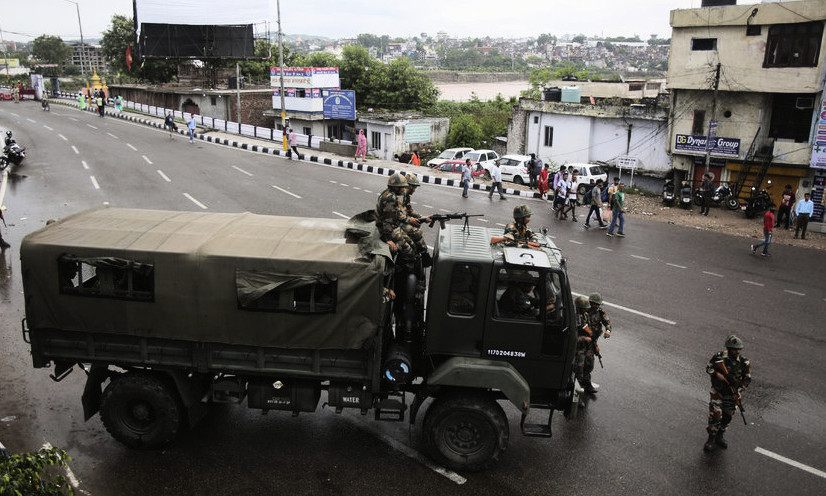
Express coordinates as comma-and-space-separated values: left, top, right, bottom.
422, 392, 509, 472
100, 373, 182, 449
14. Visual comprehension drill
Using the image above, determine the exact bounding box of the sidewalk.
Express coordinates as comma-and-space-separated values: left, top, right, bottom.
51, 98, 541, 200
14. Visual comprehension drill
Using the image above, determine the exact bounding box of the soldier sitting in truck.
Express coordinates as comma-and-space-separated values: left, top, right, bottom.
497, 269, 540, 320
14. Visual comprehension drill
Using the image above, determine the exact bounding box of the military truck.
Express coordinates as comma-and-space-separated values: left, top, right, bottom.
20, 207, 578, 471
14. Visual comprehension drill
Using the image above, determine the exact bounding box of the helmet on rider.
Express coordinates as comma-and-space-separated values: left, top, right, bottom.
387, 173, 408, 189
405, 173, 420, 188
725, 335, 744, 350
589, 293, 603, 305
513, 205, 532, 220
575, 296, 590, 309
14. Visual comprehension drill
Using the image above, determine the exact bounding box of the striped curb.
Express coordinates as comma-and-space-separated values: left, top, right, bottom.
51, 96, 543, 199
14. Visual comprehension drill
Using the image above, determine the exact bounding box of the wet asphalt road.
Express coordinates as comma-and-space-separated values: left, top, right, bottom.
1, 102, 825, 495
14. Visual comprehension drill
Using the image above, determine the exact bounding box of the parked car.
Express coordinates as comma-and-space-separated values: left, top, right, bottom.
563, 163, 608, 195
462, 149, 500, 169
439, 161, 488, 178
483, 154, 531, 184
426, 147, 474, 168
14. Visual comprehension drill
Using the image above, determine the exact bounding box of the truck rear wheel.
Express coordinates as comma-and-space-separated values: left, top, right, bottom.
423, 392, 509, 472
100, 373, 182, 449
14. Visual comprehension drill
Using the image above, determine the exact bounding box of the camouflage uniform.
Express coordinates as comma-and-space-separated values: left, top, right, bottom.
574, 296, 597, 394
503, 205, 538, 247
402, 174, 429, 255
705, 336, 751, 450
587, 294, 612, 341
375, 174, 414, 257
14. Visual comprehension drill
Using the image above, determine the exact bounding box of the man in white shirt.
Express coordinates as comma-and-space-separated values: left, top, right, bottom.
555, 172, 570, 220
794, 192, 814, 239
488, 161, 507, 200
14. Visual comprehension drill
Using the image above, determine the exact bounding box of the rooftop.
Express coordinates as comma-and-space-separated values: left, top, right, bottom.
670, 0, 826, 28
517, 98, 668, 121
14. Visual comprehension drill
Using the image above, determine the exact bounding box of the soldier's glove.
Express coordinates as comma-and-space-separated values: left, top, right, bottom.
604, 328, 612, 338
387, 240, 398, 252
408, 218, 420, 227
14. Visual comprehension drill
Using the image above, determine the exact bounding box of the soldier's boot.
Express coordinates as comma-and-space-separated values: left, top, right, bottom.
703, 433, 716, 452
583, 382, 598, 395
714, 430, 728, 449
0, 235, 9, 249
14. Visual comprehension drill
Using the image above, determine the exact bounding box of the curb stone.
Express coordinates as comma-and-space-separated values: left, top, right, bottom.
51, 97, 543, 200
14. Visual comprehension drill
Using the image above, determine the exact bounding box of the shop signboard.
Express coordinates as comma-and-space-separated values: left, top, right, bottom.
270, 67, 340, 89
675, 134, 740, 157
810, 91, 826, 169
322, 90, 356, 120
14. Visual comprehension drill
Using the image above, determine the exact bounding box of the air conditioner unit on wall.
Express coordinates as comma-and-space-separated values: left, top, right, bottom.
796, 97, 815, 110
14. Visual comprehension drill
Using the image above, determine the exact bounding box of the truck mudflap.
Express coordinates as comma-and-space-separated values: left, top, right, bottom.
426, 357, 530, 412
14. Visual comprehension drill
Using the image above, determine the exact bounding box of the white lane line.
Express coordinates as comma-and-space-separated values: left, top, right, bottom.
477, 218, 489, 223
743, 280, 764, 287
86, 123, 98, 130
439, 208, 451, 213
666, 263, 688, 269
156, 170, 171, 182
10, 112, 19, 117
68, 117, 78, 122
572, 291, 677, 326
71, 145, 79, 154
339, 183, 349, 187
630, 254, 650, 260
0, 171, 8, 208
126, 143, 137, 151
142, 155, 153, 164
597, 246, 613, 252
329, 180, 338, 183
89, 176, 100, 190
754, 447, 826, 480
51, 111, 63, 116
569, 240, 583, 245
232, 165, 253, 176
26, 118, 36, 123
332, 211, 349, 219
340, 414, 466, 485
81, 160, 89, 170
272, 185, 302, 199
43, 125, 53, 131
411, 201, 417, 205
43, 443, 88, 494
363, 189, 372, 193
183, 193, 208, 209
352, 186, 361, 190
783, 289, 806, 297
496, 222, 507, 227
107, 132, 119, 139
423, 205, 434, 209
58, 134, 68, 141
702, 271, 724, 278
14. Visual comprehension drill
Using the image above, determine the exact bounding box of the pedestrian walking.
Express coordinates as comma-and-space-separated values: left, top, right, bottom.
554, 172, 570, 219
12, 85, 20, 103
794, 192, 813, 239
775, 184, 795, 229
460, 158, 472, 198
538, 164, 550, 199
488, 159, 507, 200
187, 115, 196, 143
606, 183, 626, 237
699, 173, 713, 216
287, 128, 299, 159
528, 154, 538, 190
607, 176, 620, 207
115, 95, 124, 112
750, 207, 775, 256
96, 94, 105, 117
703, 335, 751, 453
561, 170, 579, 222
77, 92, 87, 110
584, 179, 607, 228
355, 129, 367, 162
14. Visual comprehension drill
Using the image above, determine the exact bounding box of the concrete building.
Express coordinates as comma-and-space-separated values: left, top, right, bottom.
507, 99, 670, 174
68, 42, 107, 74
356, 113, 449, 161
667, 0, 826, 228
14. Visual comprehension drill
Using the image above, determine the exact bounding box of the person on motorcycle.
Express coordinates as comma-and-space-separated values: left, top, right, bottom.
4, 131, 13, 149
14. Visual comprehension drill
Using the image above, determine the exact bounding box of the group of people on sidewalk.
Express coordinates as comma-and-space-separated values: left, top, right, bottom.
77, 90, 122, 118
750, 191, 815, 256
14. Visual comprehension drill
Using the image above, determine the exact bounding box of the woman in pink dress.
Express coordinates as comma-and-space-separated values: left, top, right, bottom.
355, 129, 368, 162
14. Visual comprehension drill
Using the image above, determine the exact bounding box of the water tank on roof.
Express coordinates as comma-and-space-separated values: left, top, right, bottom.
561, 86, 581, 104
543, 87, 562, 102
701, 0, 736, 6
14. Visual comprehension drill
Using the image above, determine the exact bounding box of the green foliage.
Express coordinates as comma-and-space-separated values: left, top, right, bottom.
432, 96, 515, 149
523, 62, 622, 98
100, 15, 177, 83
571, 35, 587, 44
436, 46, 525, 72
356, 34, 390, 55
0, 446, 74, 495
603, 35, 642, 42
31, 35, 72, 68
446, 114, 485, 149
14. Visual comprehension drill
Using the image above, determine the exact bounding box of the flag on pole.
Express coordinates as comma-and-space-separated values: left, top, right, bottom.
126, 45, 133, 71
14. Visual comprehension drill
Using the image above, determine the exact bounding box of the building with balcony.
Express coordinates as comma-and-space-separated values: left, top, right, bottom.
269, 67, 351, 140
68, 42, 108, 74
666, 0, 826, 226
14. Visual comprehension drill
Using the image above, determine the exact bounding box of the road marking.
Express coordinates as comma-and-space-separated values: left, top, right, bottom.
272, 185, 302, 199
783, 289, 806, 297
81, 160, 89, 170
702, 271, 724, 278
10, 112, 19, 117
568, 240, 583, 245
68, 117, 78, 122
572, 291, 677, 325
51, 111, 62, 116
743, 280, 764, 287
363, 189, 372, 193
597, 246, 613, 251
754, 447, 826, 479
43, 443, 89, 494
58, 134, 68, 141
86, 123, 98, 129
142, 155, 153, 164
439, 208, 451, 212
339, 183, 349, 187
352, 186, 361, 190
477, 218, 489, 223
183, 193, 208, 209
0, 171, 8, 208
43, 125, 53, 131
423, 204, 434, 209
630, 254, 650, 260
496, 222, 507, 227
341, 413, 466, 485
329, 180, 338, 184
332, 211, 349, 219
26, 118, 36, 123
89, 176, 100, 190
232, 165, 253, 176
71, 145, 79, 154
126, 143, 137, 151
156, 170, 171, 182
666, 263, 688, 269
107, 132, 119, 139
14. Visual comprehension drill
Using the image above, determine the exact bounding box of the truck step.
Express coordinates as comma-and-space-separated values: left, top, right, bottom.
374, 395, 407, 422
520, 408, 553, 438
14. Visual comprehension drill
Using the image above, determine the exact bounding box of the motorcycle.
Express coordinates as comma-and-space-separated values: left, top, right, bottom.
694, 184, 740, 210
3, 140, 26, 166
744, 185, 773, 219
679, 182, 693, 209
662, 179, 675, 206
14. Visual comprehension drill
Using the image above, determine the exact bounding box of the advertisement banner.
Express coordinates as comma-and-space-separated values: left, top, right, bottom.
810, 92, 826, 169
270, 67, 340, 89
405, 122, 432, 144
323, 90, 356, 120
812, 174, 825, 222
675, 134, 740, 157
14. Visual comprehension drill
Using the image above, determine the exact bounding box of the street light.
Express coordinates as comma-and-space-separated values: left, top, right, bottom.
63, 0, 85, 77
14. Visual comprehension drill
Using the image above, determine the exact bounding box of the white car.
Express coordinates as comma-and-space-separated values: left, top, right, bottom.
462, 149, 499, 169
564, 163, 609, 195
485, 154, 531, 184
427, 147, 474, 168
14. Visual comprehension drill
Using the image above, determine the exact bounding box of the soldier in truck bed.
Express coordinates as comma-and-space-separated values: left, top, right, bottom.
375, 173, 415, 258
402, 173, 432, 266
490, 205, 540, 248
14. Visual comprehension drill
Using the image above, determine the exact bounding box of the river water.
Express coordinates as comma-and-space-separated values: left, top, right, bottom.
434, 81, 531, 102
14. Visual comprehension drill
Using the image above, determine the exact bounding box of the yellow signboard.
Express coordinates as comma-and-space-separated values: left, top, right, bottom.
0, 58, 20, 68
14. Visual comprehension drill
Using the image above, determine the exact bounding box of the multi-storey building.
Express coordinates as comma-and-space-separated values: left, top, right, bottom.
68, 42, 108, 74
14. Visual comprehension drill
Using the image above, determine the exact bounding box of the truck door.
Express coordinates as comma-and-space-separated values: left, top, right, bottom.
483, 266, 544, 362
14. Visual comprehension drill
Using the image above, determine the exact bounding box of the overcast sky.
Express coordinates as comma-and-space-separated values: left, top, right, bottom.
3, 0, 703, 43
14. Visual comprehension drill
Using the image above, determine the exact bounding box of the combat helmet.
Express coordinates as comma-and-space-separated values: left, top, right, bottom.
387, 173, 408, 188
405, 173, 421, 188
513, 205, 532, 220
589, 293, 603, 305
725, 335, 744, 349
575, 296, 590, 309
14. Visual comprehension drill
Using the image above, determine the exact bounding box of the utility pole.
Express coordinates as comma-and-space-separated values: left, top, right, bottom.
65, 0, 86, 77
0, 25, 10, 77
703, 62, 721, 175
276, 0, 287, 151
235, 62, 241, 131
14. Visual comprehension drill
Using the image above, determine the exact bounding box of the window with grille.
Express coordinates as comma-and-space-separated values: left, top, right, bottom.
58, 256, 154, 302
543, 126, 554, 147
236, 271, 337, 314
371, 131, 381, 149
692, 110, 706, 135
764, 22, 822, 68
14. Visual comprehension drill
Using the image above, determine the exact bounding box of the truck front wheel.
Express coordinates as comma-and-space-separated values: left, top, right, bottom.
423, 392, 509, 472
100, 373, 183, 449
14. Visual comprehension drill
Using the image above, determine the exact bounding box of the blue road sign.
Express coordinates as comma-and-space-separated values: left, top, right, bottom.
323, 90, 356, 120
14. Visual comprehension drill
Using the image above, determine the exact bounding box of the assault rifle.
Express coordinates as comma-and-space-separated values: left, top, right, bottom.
427, 212, 484, 230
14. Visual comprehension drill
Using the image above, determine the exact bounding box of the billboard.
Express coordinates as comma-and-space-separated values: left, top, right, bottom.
323, 90, 356, 120
405, 122, 432, 144
811, 91, 826, 169
674, 134, 740, 157
270, 67, 340, 89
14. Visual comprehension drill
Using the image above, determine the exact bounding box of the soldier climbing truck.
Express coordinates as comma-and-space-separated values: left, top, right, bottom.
20, 207, 579, 471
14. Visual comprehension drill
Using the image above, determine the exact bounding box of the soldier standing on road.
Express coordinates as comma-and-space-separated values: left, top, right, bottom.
586, 293, 611, 387
574, 296, 599, 395
491, 205, 540, 248
376, 173, 415, 259
704, 335, 751, 452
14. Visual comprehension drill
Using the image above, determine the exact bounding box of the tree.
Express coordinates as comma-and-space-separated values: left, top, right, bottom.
0, 446, 74, 495
375, 57, 438, 110
447, 115, 485, 149
572, 35, 587, 44
101, 15, 176, 83
31, 35, 71, 66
